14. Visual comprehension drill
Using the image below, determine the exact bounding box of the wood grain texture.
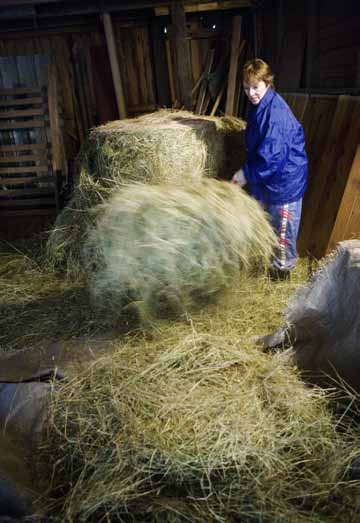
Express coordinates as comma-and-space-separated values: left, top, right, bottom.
327, 145, 360, 251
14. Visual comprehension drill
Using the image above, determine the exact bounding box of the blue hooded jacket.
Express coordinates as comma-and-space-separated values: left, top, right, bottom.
244, 88, 308, 205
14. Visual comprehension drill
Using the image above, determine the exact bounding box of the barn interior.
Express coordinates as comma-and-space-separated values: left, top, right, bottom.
0, 0, 360, 521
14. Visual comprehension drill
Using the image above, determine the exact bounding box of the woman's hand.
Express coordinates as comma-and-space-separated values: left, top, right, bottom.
231, 169, 247, 188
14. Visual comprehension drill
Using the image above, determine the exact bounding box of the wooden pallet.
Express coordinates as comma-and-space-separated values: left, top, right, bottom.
0, 64, 63, 217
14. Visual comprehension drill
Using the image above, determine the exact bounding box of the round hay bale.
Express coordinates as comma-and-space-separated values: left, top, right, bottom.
39, 334, 357, 522
83, 179, 277, 322
46, 111, 246, 275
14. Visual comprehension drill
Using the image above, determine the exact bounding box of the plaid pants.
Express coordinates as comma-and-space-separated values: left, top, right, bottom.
265, 199, 303, 271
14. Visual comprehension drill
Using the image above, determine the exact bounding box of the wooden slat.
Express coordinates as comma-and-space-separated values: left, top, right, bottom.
0, 143, 49, 152
0, 187, 54, 197
103, 13, 127, 119
225, 15, 242, 116
298, 95, 338, 255
0, 154, 48, 163
0, 97, 44, 107
0, 120, 46, 130
0, 108, 46, 118
291, 94, 309, 123
304, 96, 360, 257
195, 49, 215, 114
48, 63, 63, 172
0, 208, 56, 217
171, 2, 193, 111
165, 39, 177, 105
72, 44, 90, 133
0, 198, 55, 208
210, 80, 227, 116
232, 39, 246, 114
0, 87, 42, 96
327, 145, 360, 252
0, 174, 54, 185
0, 165, 48, 174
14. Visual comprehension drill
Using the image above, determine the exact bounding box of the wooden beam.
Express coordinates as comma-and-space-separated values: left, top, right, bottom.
0, 88, 41, 96
0, 165, 48, 174
0, 175, 54, 185
0, 121, 45, 130
0, 208, 56, 217
0, 143, 49, 152
170, 1, 193, 111
47, 63, 63, 174
0, 198, 55, 208
0, 97, 44, 107
0, 154, 48, 164
155, 1, 253, 16
0, 187, 54, 197
225, 15, 242, 116
0, 108, 45, 119
102, 12, 127, 119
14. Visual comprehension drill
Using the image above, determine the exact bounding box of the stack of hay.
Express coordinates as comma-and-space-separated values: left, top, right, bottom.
40, 333, 359, 522
46, 110, 246, 275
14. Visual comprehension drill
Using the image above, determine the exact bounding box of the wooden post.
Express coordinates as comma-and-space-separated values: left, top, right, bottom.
225, 15, 242, 116
170, 1, 193, 111
47, 63, 62, 174
102, 12, 127, 119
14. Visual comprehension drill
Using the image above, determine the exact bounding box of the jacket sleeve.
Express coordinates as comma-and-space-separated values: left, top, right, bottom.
244, 119, 289, 186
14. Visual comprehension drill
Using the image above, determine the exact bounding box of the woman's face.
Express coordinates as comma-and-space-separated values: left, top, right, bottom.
243, 80, 268, 105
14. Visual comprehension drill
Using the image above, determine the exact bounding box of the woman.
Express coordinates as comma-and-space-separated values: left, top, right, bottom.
233, 59, 308, 279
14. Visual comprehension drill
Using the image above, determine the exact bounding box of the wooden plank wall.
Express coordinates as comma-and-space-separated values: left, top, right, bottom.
115, 24, 156, 115
0, 36, 80, 161
165, 18, 232, 114
282, 92, 360, 257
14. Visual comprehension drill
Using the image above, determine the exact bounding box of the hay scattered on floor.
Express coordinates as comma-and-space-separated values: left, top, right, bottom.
83, 179, 277, 322
0, 239, 306, 354
0, 240, 99, 353
46, 110, 246, 275
4, 240, 360, 522
40, 332, 360, 523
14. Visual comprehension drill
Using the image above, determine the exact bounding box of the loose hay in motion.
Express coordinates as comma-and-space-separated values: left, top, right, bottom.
46, 110, 246, 274
40, 333, 359, 523
83, 180, 277, 322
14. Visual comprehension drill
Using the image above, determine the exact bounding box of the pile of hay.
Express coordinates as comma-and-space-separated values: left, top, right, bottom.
83, 179, 276, 322
46, 110, 246, 274
40, 333, 359, 522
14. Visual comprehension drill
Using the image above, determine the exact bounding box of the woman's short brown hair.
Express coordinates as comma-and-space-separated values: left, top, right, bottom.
243, 59, 275, 89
